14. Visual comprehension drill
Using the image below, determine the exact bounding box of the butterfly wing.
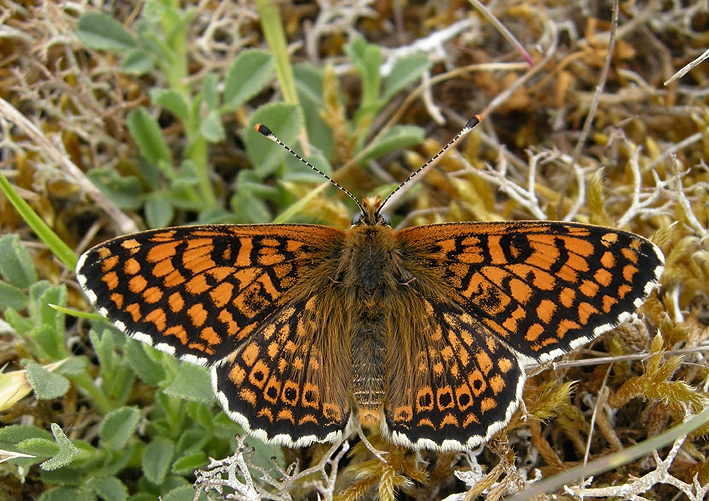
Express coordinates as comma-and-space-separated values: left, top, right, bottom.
212, 293, 353, 447
76, 224, 343, 363
396, 221, 664, 365
381, 221, 664, 450
382, 295, 525, 450
76, 224, 352, 445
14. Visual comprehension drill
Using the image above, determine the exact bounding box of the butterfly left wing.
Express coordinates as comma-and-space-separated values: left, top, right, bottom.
381, 296, 525, 451
396, 221, 664, 365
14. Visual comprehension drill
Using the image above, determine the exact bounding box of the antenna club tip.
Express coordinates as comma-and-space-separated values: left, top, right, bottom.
255, 123, 273, 137
465, 115, 482, 130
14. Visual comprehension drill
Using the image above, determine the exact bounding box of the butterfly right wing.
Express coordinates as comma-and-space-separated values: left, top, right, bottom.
76, 224, 344, 365
77, 224, 353, 447
396, 221, 664, 365
382, 220, 663, 450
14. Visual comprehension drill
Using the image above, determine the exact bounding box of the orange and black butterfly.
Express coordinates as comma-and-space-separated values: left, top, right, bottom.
76, 117, 664, 451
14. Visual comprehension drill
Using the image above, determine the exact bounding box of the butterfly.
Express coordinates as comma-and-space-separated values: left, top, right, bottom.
76, 116, 664, 451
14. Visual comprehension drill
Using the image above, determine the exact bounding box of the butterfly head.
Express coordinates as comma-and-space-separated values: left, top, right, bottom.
351, 196, 391, 227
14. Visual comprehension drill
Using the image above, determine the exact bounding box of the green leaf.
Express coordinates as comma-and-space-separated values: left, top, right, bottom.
38, 486, 94, 501
175, 428, 210, 455
294, 63, 334, 158
127, 107, 173, 168
199, 109, 225, 143
54, 357, 88, 377
144, 192, 174, 229
361, 124, 425, 162
5, 308, 32, 334
230, 187, 272, 224
0, 234, 38, 288
99, 406, 140, 450
0, 281, 27, 311
89, 329, 135, 406
15, 436, 57, 457
171, 451, 207, 475
86, 169, 144, 210
0, 424, 52, 448
0, 425, 52, 466
29, 282, 66, 332
142, 437, 175, 485
40, 424, 80, 470
162, 485, 209, 501
86, 476, 128, 501
121, 48, 155, 74
24, 361, 70, 400
202, 72, 219, 110
76, 11, 137, 51
163, 363, 214, 405
244, 103, 303, 178
223, 49, 275, 111
150, 89, 190, 121
344, 35, 381, 111
249, 439, 286, 472
125, 338, 166, 386
26, 283, 68, 360
383, 52, 432, 101
90, 329, 119, 374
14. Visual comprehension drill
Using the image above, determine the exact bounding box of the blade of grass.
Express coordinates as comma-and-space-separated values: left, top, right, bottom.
0, 171, 77, 270
255, 0, 298, 105
506, 406, 709, 500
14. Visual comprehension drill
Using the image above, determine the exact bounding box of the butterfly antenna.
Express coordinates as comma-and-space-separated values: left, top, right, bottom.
255, 124, 365, 214
378, 115, 482, 214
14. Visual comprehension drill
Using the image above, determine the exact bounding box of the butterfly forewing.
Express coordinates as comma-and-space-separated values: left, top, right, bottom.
397, 221, 665, 365
76, 224, 344, 364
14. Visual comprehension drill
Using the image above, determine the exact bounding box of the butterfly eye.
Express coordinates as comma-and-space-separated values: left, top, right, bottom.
379, 212, 391, 226
351, 212, 364, 225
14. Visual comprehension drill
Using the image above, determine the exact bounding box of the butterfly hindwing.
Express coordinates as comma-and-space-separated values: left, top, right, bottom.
382, 297, 524, 450
76, 225, 345, 366
212, 294, 353, 447
397, 221, 664, 365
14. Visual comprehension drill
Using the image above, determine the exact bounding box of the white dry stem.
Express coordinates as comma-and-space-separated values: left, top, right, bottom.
566, 432, 709, 501
452, 148, 584, 222
669, 156, 708, 238
615, 144, 666, 227
379, 18, 478, 76
194, 437, 263, 501
554, 152, 588, 222
196, 436, 351, 501
665, 48, 709, 85
669, 285, 685, 324
304, 0, 377, 62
